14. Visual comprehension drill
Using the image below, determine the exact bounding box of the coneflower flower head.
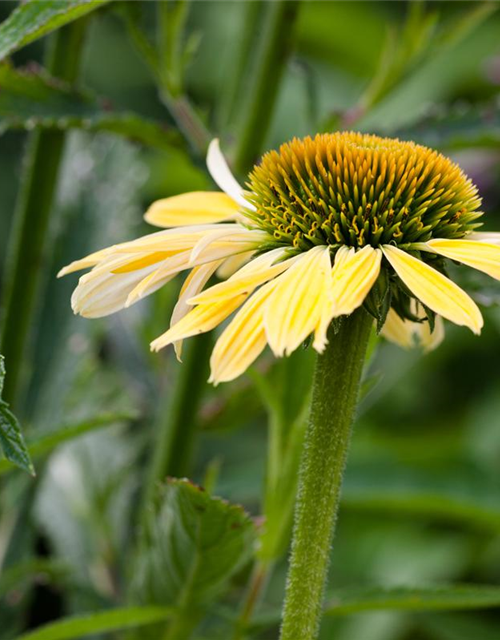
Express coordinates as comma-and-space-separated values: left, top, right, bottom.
59, 133, 500, 383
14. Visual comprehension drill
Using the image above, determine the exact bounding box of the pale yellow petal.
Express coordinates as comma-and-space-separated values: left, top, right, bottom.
125, 251, 192, 307
331, 245, 382, 316
380, 309, 417, 349
57, 247, 114, 277
150, 294, 248, 352
423, 239, 500, 280
206, 139, 254, 210
216, 251, 255, 279
209, 281, 276, 384
144, 192, 241, 228
382, 244, 483, 334
264, 246, 331, 357
418, 314, 445, 352
171, 261, 223, 360
190, 248, 296, 305
468, 232, 500, 245
71, 264, 160, 318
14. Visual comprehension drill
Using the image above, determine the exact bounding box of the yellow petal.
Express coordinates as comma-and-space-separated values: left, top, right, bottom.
468, 232, 500, 245
144, 192, 240, 228
209, 282, 276, 384
206, 139, 254, 210
264, 246, 331, 357
331, 245, 382, 316
190, 248, 295, 305
418, 314, 445, 352
171, 261, 223, 360
382, 244, 483, 334
216, 251, 255, 279
57, 247, 114, 277
72, 264, 159, 318
423, 239, 500, 281
150, 294, 248, 352
380, 308, 417, 349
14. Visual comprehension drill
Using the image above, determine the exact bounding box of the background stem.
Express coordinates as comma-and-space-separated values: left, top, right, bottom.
0, 21, 88, 409
233, 0, 300, 174
279, 310, 373, 640
142, 332, 213, 505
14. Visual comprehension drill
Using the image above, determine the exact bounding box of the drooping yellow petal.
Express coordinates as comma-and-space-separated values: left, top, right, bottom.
418, 314, 445, 352
331, 246, 382, 316
206, 139, 255, 210
468, 232, 500, 245
216, 251, 255, 279
382, 244, 483, 334
150, 294, 248, 352
71, 264, 160, 318
144, 192, 241, 228
380, 308, 417, 349
209, 281, 276, 384
422, 239, 500, 281
190, 248, 296, 305
264, 246, 331, 357
171, 260, 223, 360
57, 247, 114, 277
312, 246, 381, 351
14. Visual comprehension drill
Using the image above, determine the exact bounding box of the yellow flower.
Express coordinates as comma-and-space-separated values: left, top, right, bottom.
60, 133, 500, 383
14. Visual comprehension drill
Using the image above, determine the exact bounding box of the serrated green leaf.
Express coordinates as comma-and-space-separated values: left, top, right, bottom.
0, 63, 181, 150
0, 411, 135, 476
132, 478, 255, 609
0, 355, 33, 475
324, 584, 500, 615
0, 0, 110, 61
13, 607, 173, 640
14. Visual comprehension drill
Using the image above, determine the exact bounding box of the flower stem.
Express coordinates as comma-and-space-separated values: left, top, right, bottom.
279, 309, 373, 640
0, 21, 88, 408
233, 0, 300, 174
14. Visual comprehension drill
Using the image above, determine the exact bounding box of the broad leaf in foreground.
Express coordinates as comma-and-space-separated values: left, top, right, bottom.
0, 0, 110, 61
0, 356, 33, 474
132, 478, 255, 609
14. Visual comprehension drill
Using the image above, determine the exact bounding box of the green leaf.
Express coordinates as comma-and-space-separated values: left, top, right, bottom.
324, 584, 500, 616
0, 0, 110, 61
0, 63, 181, 150
0, 411, 135, 476
342, 462, 500, 532
13, 607, 173, 640
132, 478, 255, 609
0, 356, 33, 474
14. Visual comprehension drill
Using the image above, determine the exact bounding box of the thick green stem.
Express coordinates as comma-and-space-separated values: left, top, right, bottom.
143, 332, 213, 506
233, 0, 300, 174
279, 310, 373, 640
0, 22, 87, 408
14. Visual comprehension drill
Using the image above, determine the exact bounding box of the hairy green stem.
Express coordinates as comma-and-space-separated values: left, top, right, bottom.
143, 332, 213, 506
279, 310, 373, 640
0, 21, 88, 408
233, 0, 300, 174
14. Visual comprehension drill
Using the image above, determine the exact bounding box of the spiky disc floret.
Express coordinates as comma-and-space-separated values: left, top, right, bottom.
246, 132, 482, 251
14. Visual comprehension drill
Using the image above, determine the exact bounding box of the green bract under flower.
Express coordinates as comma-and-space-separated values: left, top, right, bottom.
247, 132, 482, 252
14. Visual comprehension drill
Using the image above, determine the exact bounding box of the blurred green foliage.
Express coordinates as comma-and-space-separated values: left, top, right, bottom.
0, 1, 499, 639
